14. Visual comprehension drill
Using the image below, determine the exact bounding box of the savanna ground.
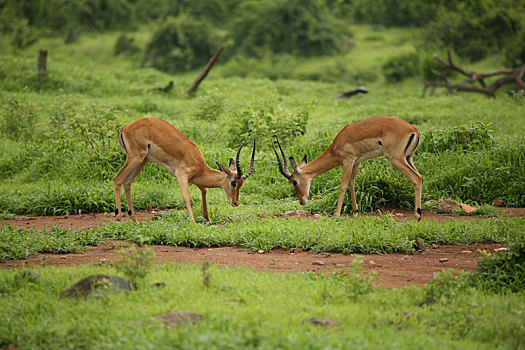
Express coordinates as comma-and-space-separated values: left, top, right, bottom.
1, 1, 525, 348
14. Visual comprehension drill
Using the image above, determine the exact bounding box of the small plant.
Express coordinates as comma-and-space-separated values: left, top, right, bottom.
201, 258, 212, 288
470, 239, 525, 293
382, 52, 420, 82
1, 95, 39, 140
191, 89, 225, 121
420, 122, 495, 153
114, 245, 157, 281
114, 34, 140, 56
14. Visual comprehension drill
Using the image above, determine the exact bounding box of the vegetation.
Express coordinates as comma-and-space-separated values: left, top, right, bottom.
0, 1, 524, 348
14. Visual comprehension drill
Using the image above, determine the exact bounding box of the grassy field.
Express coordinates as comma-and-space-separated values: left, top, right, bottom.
1, 25, 524, 349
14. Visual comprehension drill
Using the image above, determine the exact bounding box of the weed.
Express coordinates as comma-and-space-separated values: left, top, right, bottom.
114, 245, 157, 281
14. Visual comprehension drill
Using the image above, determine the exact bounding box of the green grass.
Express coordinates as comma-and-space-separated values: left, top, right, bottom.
0, 263, 524, 349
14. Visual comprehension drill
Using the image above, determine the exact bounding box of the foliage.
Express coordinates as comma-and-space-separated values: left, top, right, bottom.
470, 238, 525, 293
1, 94, 39, 140
348, 0, 439, 27
226, 91, 313, 148
422, 1, 524, 62
114, 245, 157, 281
190, 88, 225, 122
504, 26, 525, 67
230, 0, 351, 57
143, 14, 218, 73
420, 122, 494, 153
382, 52, 420, 83
113, 33, 140, 56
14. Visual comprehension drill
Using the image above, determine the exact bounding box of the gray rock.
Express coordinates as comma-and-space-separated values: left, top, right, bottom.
61, 274, 135, 299
152, 312, 204, 326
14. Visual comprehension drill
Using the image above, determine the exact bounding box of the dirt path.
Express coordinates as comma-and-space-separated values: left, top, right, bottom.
2, 207, 523, 288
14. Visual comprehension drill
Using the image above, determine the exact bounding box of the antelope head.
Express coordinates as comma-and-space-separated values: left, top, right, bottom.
216, 138, 256, 207
272, 139, 310, 205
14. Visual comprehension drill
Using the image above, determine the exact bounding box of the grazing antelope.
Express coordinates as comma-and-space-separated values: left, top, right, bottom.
114, 117, 255, 222
272, 116, 423, 220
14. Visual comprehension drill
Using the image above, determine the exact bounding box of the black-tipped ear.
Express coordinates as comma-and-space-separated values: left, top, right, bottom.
216, 161, 231, 174
228, 158, 236, 171
299, 154, 308, 167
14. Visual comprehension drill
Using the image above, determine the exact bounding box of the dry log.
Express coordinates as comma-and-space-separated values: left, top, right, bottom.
428, 51, 525, 98
152, 81, 174, 93
336, 86, 369, 99
186, 46, 225, 95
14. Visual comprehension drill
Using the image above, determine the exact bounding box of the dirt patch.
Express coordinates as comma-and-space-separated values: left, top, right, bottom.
1, 207, 522, 288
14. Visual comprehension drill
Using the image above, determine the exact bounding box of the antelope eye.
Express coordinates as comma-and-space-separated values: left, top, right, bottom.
292, 180, 298, 187
231, 181, 237, 188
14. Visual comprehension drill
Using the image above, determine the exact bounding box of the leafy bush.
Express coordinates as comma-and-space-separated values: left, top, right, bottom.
10, 19, 38, 48
226, 91, 313, 147
1, 95, 39, 140
423, 2, 524, 62
470, 238, 525, 293
504, 27, 525, 67
143, 14, 218, 72
382, 52, 419, 83
191, 88, 225, 122
230, 0, 350, 57
114, 34, 140, 56
420, 122, 494, 153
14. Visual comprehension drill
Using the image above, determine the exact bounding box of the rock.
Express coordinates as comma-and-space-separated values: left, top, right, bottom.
257, 250, 265, 254
152, 312, 203, 326
61, 275, 135, 299
312, 261, 325, 266
439, 258, 448, 263
282, 210, 322, 220
426, 199, 477, 214
305, 317, 338, 328
18, 270, 41, 282
494, 247, 508, 252
494, 200, 503, 207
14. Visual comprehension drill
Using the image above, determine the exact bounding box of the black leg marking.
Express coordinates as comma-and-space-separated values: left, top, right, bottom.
114, 208, 119, 215
378, 140, 382, 146
128, 210, 132, 216
404, 133, 415, 153
417, 207, 422, 221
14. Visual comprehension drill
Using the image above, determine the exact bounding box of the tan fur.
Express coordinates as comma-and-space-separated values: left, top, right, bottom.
282, 116, 423, 220
114, 117, 251, 222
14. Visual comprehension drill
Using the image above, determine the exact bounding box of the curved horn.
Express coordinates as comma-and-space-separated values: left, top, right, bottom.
235, 137, 249, 179
242, 139, 256, 179
272, 139, 291, 179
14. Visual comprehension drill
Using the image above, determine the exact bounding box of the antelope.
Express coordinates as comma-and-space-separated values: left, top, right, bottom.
114, 117, 255, 222
272, 116, 423, 220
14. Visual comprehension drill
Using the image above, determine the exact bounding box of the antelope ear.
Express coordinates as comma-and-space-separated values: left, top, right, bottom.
216, 162, 231, 175
228, 158, 236, 171
299, 154, 308, 167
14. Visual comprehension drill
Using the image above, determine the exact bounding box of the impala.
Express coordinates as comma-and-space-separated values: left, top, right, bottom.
272, 116, 423, 220
114, 117, 255, 222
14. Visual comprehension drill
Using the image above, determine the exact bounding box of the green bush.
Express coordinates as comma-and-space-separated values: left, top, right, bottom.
504, 27, 525, 67
143, 14, 218, 73
419, 122, 494, 153
382, 52, 419, 83
470, 238, 525, 293
1, 95, 39, 140
230, 0, 350, 57
114, 34, 140, 56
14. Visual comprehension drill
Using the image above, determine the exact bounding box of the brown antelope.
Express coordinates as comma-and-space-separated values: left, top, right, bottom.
272, 116, 423, 220
114, 117, 255, 222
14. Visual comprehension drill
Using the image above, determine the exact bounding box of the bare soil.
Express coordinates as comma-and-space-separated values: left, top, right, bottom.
2, 207, 523, 288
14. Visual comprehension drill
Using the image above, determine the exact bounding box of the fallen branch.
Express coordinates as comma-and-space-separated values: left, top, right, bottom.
152, 81, 174, 93
336, 86, 369, 99
186, 46, 225, 95
428, 51, 525, 98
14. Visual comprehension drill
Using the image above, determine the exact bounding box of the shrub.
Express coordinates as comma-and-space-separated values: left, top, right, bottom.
191, 88, 225, 122
382, 52, 419, 83
420, 122, 494, 153
226, 91, 313, 148
1, 95, 39, 140
143, 14, 218, 73
504, 27, 525, 67
114, 34, 140, 56
230, 0, 350, 57
470, 238, 525, 293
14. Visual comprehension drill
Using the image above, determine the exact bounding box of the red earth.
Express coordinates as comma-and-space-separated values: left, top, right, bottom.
2, 207, 523, 288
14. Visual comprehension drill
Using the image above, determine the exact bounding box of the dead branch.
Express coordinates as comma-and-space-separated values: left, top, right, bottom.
336, 86, 369, 99
428, 51, 525, 98
186, 46, 225, 95
152, 81, 173, 93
